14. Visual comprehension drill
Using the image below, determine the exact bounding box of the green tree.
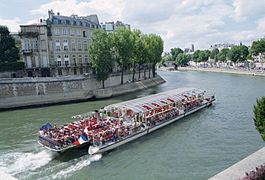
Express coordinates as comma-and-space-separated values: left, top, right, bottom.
217, 48, 230, 62
145, 34, 164, 77
89, 30, 113, 88
193, 50, 201, 62
210, 48, 219, 61
176, 53, 189, 66
251, 39, 265, 56
228, 45, 249, 63
0, 25, 23, 72
131, 29, 147, 81
253, 97, 265, 141
0, 25, 20, 63
170, 48, 183, 61
198, 50, 208, 62
112, 28, 134, 84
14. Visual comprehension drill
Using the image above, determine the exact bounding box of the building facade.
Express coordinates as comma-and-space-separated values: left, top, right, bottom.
19, 10, 100, 77
100, 21, 130, 33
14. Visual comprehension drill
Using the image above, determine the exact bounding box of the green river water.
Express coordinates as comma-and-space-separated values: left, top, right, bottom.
0, 70, 264, 180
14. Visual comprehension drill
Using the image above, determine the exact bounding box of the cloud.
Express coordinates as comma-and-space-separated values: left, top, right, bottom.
0, 17, 21, 32
233, 0, 265, 20
30, 0, 125, 22
2, 0, 264, 51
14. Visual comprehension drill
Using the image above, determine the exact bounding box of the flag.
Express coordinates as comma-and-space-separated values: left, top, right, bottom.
74, 134, 88, 145
40, 122, 52, 131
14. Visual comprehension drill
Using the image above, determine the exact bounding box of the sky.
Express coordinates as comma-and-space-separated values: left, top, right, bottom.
0, 0, 265, 51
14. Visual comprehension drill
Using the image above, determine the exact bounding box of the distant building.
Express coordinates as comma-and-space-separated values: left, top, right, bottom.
184, 44, 195, 54
210, 43, 235, 50
101, 21, 130, 33
19, 10, 100, 77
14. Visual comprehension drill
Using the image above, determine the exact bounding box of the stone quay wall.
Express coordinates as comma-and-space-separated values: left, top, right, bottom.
0, 72, 165, 109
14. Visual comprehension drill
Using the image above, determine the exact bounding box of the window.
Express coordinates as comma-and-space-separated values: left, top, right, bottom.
77, 40, 82, 51
70, 29, 75, 36
63, 39, 68, 51
64, 55, 69, 66
33, 40, 38, 51
71, 39, 76, 51
80, 68, 83, 74
55, 40, 60, 51
76, 30, 81, 36
57, 55, 62, 66
83, 30, 87, 37
72, 55, 76, 66
54, 28, 60, 35
23, 39, 31, 51
78, 55, 82, 65
58, 69, 62, 76
63, 28, 68, 35
83, 40, 88, 51
84, 55, 88, 64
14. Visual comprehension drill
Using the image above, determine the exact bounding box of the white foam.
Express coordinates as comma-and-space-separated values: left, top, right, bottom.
0, 150, 53, 175
52, 154, 102, 179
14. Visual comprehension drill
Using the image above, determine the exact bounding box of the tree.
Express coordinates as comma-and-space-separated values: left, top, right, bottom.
112, 28, 134, 84
251, 39, 265, 56
253, 97, 265, 141
0, 26, 19, 63
145, 34, 164, 77
217, 48, 230, 62
170, 48, 183, 61
0, 25, 23, 72
193, 50, 201, 62
198, 50, 208, 62
228, 45, 249, 63
89, 30, 113, 88
210, 48, 219, 61
176, 53, 189, 66
131, 29, 147, 81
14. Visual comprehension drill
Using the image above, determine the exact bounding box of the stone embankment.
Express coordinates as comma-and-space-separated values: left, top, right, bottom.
0, 73, 165, 110
209, 146, 265, 180
178, 66, 265, 77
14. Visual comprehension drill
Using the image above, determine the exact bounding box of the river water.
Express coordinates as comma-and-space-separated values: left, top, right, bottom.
0, 70, 264, 180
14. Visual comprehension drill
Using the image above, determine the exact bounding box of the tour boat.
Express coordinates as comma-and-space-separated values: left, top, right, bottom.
38, 88, 215, 154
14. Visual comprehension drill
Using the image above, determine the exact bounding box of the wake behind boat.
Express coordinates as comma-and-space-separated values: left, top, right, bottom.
38, 88, 215, 154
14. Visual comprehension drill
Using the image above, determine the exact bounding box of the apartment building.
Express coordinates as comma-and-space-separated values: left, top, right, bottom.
19, 10, 100, 77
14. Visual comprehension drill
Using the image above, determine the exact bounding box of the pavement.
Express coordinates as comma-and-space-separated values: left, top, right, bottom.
209, 146, 265, 180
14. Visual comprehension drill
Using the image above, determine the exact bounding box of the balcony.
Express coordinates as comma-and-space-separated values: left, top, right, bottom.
22, 49, 33, 54
19, 31, 39, 38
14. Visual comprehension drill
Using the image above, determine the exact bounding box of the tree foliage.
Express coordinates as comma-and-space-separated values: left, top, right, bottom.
210, 48, 219, 61
145, 34, 164, 77
0, 25, 23, 71
89, 28, 164, 85
112, 28, 135, 84
170, 48, 183, 61
251, 39, 265, 56
216, 48, 230, 62
89, 30, 113, 88
253, 96, 265, 141
0, 25, 20, 63
176, 53, 189, 65
228, 45, 249, 63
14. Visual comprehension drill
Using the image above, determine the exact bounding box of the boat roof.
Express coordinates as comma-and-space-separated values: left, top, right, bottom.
104, 88, 205, 114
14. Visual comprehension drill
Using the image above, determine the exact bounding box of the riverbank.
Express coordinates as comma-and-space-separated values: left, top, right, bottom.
178, 66, 265, 77
209, 146, 265, 179
0, 74, 165, 110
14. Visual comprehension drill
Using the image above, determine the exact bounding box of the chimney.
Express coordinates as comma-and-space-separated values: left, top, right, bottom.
48, 9, 54, 19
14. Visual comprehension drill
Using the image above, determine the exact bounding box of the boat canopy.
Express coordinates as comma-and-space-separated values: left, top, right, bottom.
104, 88, 205, 114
